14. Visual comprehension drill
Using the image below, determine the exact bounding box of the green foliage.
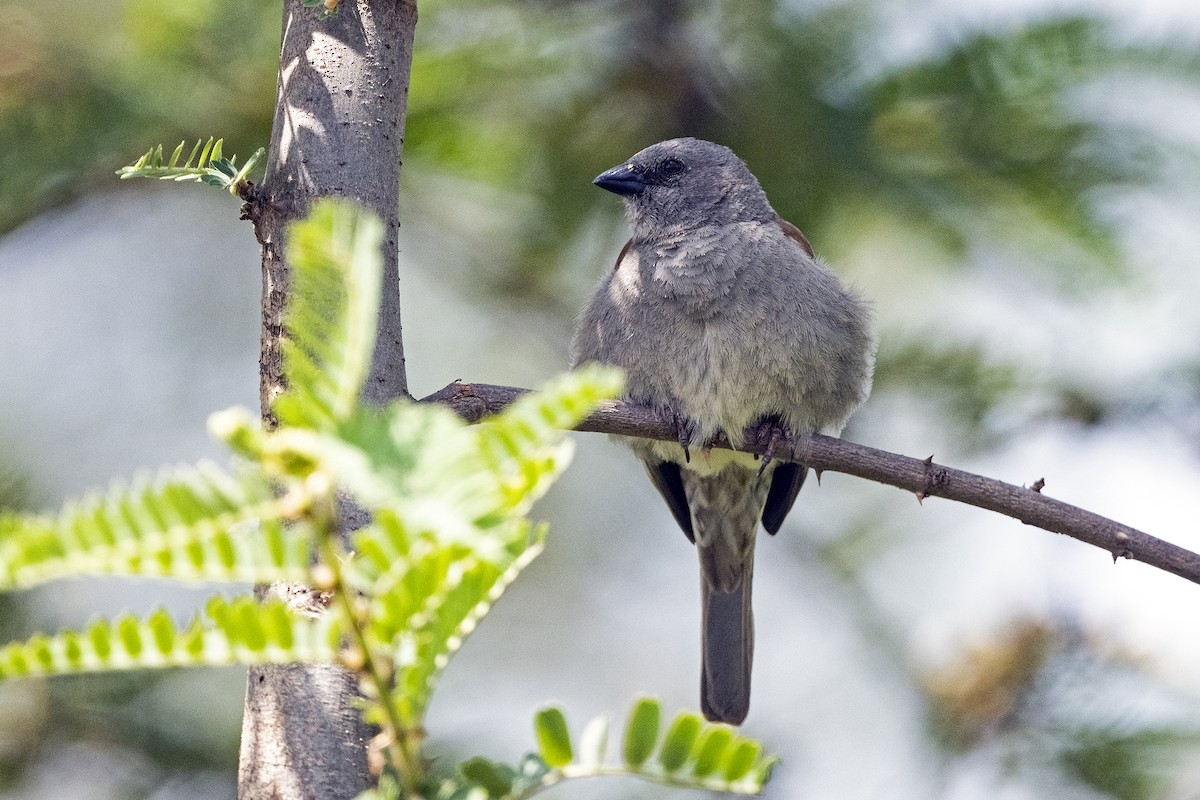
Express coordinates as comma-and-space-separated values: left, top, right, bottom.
1060, 728, 1187, 800
533, 707, 573, 767
332, 365, 623, 728
537, 697, 779, 794
273, 200, 384, 429
0, 595, 337, 680
622, 695, 661, 767
440, 698, 776, 799
659, 710, 703, 772
861, 17, 1149, 280
6, 3, 1199, 796
873, 341, 1022, 443
0, 198, 770, 796
393, 4, 1200, 314
116, 137, 264, 195
0, 2, 278, 233
0, 462, 310, 589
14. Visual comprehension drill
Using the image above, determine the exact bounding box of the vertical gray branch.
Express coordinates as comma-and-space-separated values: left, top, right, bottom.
239, 1, 418, 798
254, 0, 414, 416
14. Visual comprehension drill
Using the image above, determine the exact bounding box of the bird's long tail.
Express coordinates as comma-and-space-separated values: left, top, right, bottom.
687, 467, 769, 726
700, 559, 754, 725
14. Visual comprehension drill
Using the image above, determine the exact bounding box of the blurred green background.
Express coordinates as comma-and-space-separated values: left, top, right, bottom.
4, 0, 1200, 798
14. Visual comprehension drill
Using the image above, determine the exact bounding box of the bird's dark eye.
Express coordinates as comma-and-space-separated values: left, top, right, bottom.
659, 158, 685, 177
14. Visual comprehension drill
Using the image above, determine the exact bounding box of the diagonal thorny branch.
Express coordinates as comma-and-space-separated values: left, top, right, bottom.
421, 381, 1200, 587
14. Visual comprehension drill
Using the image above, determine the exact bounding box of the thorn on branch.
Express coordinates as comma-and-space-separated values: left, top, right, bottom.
916, 455, 948, 504
916, 456, 933, 504
1112, 530, 1133, 563
1030, 477, 1046, 493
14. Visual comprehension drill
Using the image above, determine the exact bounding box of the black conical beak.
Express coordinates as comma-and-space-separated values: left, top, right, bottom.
593, 164, 646, 196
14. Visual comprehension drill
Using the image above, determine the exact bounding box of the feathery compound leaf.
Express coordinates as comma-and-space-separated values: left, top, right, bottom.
362, 520, 544, 722
328, 371, 622, 567
473, 364, 623, 514
273, 200, 384, 430
323, 367, 622, 540
0, 595, 339, 680
454, 700, 777, 799
317, 370, 619, 725
116, 137, 263, 195
0, 462, 311, 589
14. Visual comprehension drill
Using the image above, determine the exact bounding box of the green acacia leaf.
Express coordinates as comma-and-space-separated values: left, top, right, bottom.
534, 706, 574, 768
623, 696, 661, 769
182, 138, 202, 168
723, 737, 763, 782
693, 725, 734, 778
0, 596, 338, 681
197, 137, 215, 166
0, 462, 310, 589
659, 710, 704, 772
61, 631, 84, 668
755, 756, 780, 786
319, 368, 617, 725
273, 199, 384, 431
492, 700, 777, 797
458, 756, 515, 798
118, 616, 143, 658
148, 608, 176, 655
116, 137, 260, 195
473, 365, 623, 515
211, 157, 238, 178
167, 140, 186, 167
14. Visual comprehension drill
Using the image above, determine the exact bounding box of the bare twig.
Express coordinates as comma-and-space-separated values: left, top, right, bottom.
421, 381, 1200, 587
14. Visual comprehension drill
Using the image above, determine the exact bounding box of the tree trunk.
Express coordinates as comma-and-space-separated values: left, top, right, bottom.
238, 1, 417, 797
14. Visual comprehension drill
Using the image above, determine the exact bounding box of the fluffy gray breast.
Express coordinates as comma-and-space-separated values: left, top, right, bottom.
573, 222, 872, 446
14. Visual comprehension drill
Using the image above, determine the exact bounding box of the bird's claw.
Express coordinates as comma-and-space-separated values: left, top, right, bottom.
753, 416, 793, 476
672, 411, 697, 464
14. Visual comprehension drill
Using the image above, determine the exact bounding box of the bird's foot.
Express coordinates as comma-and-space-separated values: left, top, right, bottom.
669, 410, 698, 464
751, 415, 795, 476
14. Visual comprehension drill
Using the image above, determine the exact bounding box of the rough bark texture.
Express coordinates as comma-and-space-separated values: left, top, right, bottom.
239, 2, 417, 798
255, 0, 414, 417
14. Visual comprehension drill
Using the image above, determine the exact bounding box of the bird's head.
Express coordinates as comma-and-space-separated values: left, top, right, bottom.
593, 138, 773, 234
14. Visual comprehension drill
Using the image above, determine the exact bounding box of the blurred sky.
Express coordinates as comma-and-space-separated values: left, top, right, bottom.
3, 0, 1200, 799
